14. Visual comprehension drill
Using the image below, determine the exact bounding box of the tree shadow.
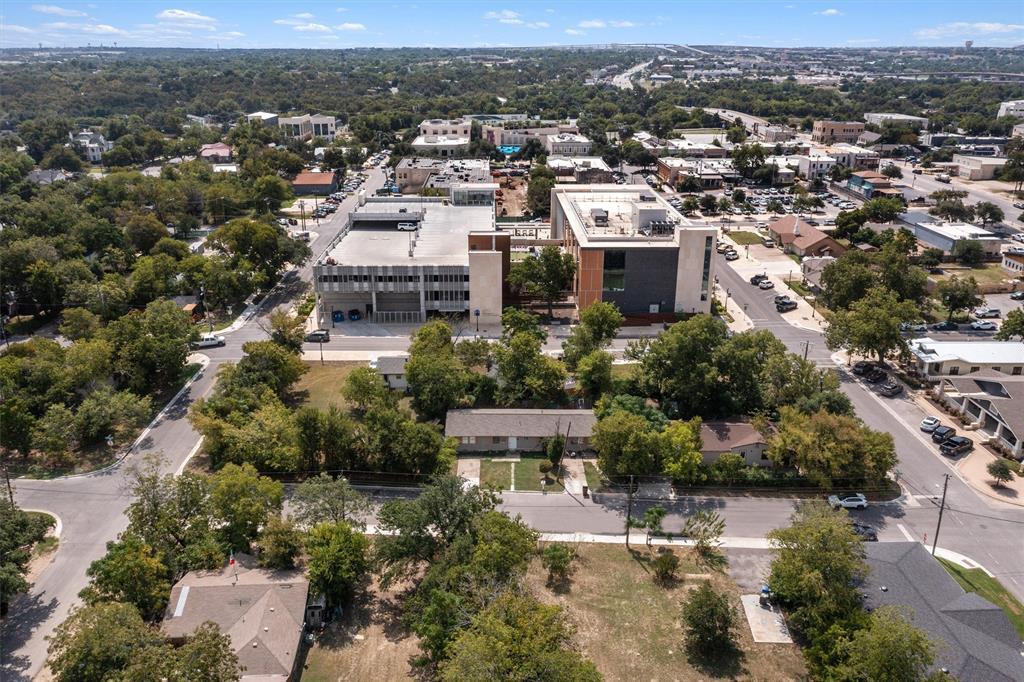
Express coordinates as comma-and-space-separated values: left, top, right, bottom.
685, 640, 747, 679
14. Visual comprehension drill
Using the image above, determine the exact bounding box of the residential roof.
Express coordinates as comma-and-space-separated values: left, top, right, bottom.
942, 371, 1024, 438
373, 354, 408, 375
292, 171, 336, 186
162, 554, 309, 681
699, 421, 766, 451
910, 338, 1024, 365
863, 542, 1024, 681
769, 215, 840, 252
199, 142, 232, 157
445, 409, 596, 439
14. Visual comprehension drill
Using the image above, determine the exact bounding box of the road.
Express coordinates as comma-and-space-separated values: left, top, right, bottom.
611, 60, 651, 90
0, 168, 387, 681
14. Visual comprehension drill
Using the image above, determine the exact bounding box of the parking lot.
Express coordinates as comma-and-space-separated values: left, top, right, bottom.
902, 291, 1023, 340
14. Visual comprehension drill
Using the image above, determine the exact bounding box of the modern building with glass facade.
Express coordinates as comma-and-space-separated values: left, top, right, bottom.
549, 185, 717, 317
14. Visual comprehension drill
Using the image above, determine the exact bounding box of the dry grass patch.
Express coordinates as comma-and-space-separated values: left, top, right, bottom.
292, 361, 362, 411
525, 543, 806, 681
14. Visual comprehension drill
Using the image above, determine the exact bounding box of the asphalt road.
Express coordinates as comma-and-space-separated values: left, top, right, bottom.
891, 159, 1023, 232
0, 168, 387, 681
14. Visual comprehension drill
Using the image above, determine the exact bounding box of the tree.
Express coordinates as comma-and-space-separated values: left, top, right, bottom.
124, 213, 169, 255
951, 239, 984, 266
493, 331, 567, 406
103, 298, 195, 395
46, 602, 163, 682
713, 452, 747, 485
987, 458, 1015, 488
526, 164, 556, 215
541, 543, 575, 585
562, 300, 624, 369
306, 521, 370, 606
80, 534, 171, 621
651, 551, 681, 583
683, 509, 726, 559
682, 582, 737, 659
936, 276, 981, 322
699, 193, 719, 214
593, 409, 664, 476
930, 198, 974, 223
995, 309, 1024, 341
267, 309, 305, 352
819, 252, 877, 310
639, 504, 667, 547
974, 201, 1004, 228
208, 462, 284, 551
439, 592, 600, 682
117, 622, 241, 682
576, 349, 613, 397
501, 307, 547, 344
59, 307, 102, 340
917, 247, 944, 268
661, 418, 705, 484
406, 321, 468, 422
255, 516, 303, 569
507, 245, 576, 317
837, 606, 934, 682
880, 164, 902, 179
342, 366, 395, 412
292, 473, 372, 529
731, 143, 767, 178
41, 144, 83, 172
0, 502, 52, 615
252, 174, 293, 212
825, 286, 918, 362
767, 501, 867, 638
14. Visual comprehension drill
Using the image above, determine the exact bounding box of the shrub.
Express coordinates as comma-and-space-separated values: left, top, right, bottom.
541, 543, 574, 584
651, 551, 680, 583
682, 582, 737, 658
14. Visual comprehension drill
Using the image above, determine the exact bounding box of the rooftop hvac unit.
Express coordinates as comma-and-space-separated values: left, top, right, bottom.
639, 193, 657, 202
590, 208, 609, 226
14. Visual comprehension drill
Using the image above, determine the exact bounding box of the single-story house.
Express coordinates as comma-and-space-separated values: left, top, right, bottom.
1001, 252, 1024, 276
370, 354, 409, 391
800, 256, 835, 292
199, 142, 233, 163
445, 409, 596, 453
291, 171, 338, 196
699, 421, 769, 467
863, 542, 1024, 681
937, 371, 1024, 459
908, 338, 1024, 381
162, 553, 319, 681
27, 169, 73, 185
768, 216, 847, 258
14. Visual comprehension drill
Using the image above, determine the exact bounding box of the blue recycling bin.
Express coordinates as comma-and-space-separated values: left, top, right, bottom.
332, 310, 344, 323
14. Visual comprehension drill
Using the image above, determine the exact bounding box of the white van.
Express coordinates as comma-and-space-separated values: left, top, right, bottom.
397, 222, 418, 231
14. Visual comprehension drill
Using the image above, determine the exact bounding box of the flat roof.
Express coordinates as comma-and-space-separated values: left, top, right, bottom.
324, 199, 494, 266
916, 221, 1001, 241
910, 338, 1024, 365
412, 135, 470, 146
547, 156, 612, 172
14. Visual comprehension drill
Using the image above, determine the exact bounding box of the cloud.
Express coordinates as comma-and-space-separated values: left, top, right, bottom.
578, 19, 606, 28
336, 22, 365, 30
156, 9, 216, 24
528, 21, 550, 29
914, 21, 1024, 39
31, 4, 86, 16
3, 23, 34, 33
565, 28, 585, 35
293, 12, 315, 19
814, 8, 842, 16
222, 30, 244, 38
44, 21, 128, 35
609, 20, 635, 28
336, 6, 349, 11
294, 22, 332, 32
576, 19, 633, 29
484, 10, 521, 22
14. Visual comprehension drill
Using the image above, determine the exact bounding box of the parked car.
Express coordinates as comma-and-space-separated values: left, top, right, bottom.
191, 333, 226, 349
852, 361, 874, 375
305, 329, 330, 343
931, 320, 959, 332
931, 425, 956, 443
920, 416, 941, 432
347, 308, 362, 321
973, 307, 1000, 318
879, 380, 903, 397
716, 242, 732, 253
970, 320, 998, 331
865, 368, 888, 383
940, 436, 974, 457
750, 274, 769, 285
776, 299, 798, 312
758, 279, 775, 290
725, 251, 740, 261
828, 493, 868, 510
851, 522, 878, 541
773, 295, 791, 305
1011, 291, 1024, 301
761, 238, 775, 248
900, 321, 928, 333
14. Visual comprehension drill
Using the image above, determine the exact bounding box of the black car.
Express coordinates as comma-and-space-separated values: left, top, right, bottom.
851, 360, 874, 375
776, 300, 798, 312
773, 295, 791, 305
931, 320, 959, 332
750, 274, 769, 285
851, 523, 878, 542
879, 381, 903, 397
865, 369, 888, 384
931, 425, 956, 443
305, 329, 330, 343
940, 436, 973, 457
1010, 291, 1024, 301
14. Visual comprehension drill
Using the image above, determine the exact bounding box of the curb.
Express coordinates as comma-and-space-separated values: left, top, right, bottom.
19, 509, 62, 540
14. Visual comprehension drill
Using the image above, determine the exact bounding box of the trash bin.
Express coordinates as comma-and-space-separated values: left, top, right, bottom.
582, 485, 589, 498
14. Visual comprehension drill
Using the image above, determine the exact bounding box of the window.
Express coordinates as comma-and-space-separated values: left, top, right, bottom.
1013, 367, 1022, 376
700, 235, 713, 298
492, 436, 501, 445
602, 250, 626, 292
970, 367, 980, 374
950, 366, 960, 375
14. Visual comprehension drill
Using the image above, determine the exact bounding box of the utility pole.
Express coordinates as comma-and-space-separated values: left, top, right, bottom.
931, 474, 951, 556
3, 462, 13, 506
625, 474, 635, 549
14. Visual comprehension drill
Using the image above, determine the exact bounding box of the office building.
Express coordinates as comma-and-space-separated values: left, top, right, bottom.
909, 338, 1024, 381
547, 156, 614, 183
953, 155, 1010, 181
864, 112, 929, 129
418, 118, 472, 138
811, 120, 865, 144
395, 157, 491, 193
549, 185, 716, 317
544, 132, 593, 156
996, 100, 1024, 118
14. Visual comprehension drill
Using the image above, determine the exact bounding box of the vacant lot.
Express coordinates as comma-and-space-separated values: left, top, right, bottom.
933, 264, 1015, 287
292, 362, 362, 411
728, 231, 764, 246
524, 543, 807, 681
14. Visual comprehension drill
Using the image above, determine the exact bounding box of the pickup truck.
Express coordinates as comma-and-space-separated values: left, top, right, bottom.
936, 174, 951, 183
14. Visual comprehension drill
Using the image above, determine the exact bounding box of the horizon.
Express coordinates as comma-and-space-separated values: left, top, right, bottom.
1, 0, 1023, 50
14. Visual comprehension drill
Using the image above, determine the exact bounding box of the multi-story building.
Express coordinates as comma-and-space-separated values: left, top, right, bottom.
69, 129, 113, 163
996, 100, 1024, 118
412, 119, 472, 157
246, 111, 279, 126
544, 132, 592, 156
793, 152, 836, 181
846, 170, 905, 200
246, 112, 336, 140
817, 143, 879, 170
910, 338, 1024, 381
656, 157, 739, 189
864, 112, 929, 129
811, 120, 865, 144
547, 156, 614, 184
418, 118, 472, 138
549, 185, 716, 317
394, 157, 492, 193
953, 155, 1010, 181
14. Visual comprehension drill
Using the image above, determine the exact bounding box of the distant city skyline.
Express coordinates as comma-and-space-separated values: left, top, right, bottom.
1, 1, 1023, 50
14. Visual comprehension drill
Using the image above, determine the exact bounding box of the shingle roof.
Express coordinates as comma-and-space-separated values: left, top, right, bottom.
292, 171, 335, 186
942, 372, 1024, 438
162, 554, 309, 681
374, 354, 408, 375
699, 421, 766, 451
863, 542, 1024, 681
445, 409, 596, 439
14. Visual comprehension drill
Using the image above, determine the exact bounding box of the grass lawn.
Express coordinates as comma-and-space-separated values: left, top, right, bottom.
514, 455, 564, 492
933, 264, 1013, 287
728, 231, 763, 246
611, 363, 637, 380
939, 559, 1024, 639
788, 279, 812, 297
524, 544, 806, 681
292, 361, 362, 411
480, 458, 513, 490
583, 461, 608, 492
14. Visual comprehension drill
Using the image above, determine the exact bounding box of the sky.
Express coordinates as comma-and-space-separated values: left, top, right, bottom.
1, 1, 1022, 50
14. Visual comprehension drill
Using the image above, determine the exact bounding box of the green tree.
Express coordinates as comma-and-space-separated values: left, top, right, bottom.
209, 462, 284, 551
639, 504, 667, 547
682, 509, 726, 559
103, 298, 195, 395
651, 551, 681, 583
713, 452, 747, 485
46, 602, 163, 682
343, 366, 395, 412
562, 300, 624, 369
973, 201, 1004, 228
59, 307, 102, 341
501, 306, 547, 344
439, 592, 600, 682
951, 239, 984, 266
661, 418, 705, 484
80, 534, 171, 621
767, 501, 867, 638
507, 245, 576, 317
255, 516, 303, 569
880, 164, 902, 179
526, 164, 556, 215
306, 521, 370, 606
541, 543, 575, 585
267, 309, 305, 353
251, 174, 293, 212
820, 251, 878, 310
836, 606, 934, 682
41, 144, 83, 172
825, 286, 918, 362
117, 622, 241, 682
291, 473, 371, 529
31, 403, 77, 464
576, 349, 613, 398
406, 321, 468, 422
0, 502, 52, 615
593, 409, 664, 476
124, 213, 169, 255
995, 309, 1024, 341
493, 331, 567, 406
987, 458, 1015, 488
936, 276, 981, 322
682, 582, 737, 659
699, 193, 719, 214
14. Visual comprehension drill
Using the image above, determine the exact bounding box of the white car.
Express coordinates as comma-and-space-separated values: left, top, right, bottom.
920, 416, 941, 432
970, 320, 997, 331
758, 279, 775, 290
1012, 233, 1024, 243
192, 333, 226, 349
828, 493, 868, 510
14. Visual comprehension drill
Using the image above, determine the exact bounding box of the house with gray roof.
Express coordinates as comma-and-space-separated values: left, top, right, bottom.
937, 371, 1024, 459
370, 354, 409, 391
700, 421, 769, 467
162, 553, 318, 681
862, 542, 1024, 681
445, 408, 596, 454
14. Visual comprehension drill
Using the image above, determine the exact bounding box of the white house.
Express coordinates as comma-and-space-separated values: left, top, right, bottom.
909, 338, 1024, 381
